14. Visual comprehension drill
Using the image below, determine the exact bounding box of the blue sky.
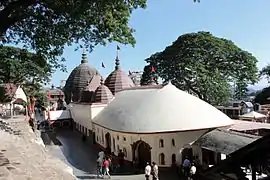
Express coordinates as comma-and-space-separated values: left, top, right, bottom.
52, 0, 270, 90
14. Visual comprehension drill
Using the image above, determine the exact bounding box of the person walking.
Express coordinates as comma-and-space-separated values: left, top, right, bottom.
182, 156, 191, 177
96, 157, 103, 178
189, 163, 197, 180
145, 162, 151, 180
152, 162, 159, 180
103, 157, 111, 179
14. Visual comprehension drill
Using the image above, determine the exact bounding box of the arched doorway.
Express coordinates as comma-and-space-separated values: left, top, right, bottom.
105, 132, 111, 153
172, 154, 176, 165
182, 147, 193, 163
132, 140, 152, 168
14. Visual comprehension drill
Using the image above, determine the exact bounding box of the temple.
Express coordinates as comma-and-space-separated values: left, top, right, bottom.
63, 49, 234, 168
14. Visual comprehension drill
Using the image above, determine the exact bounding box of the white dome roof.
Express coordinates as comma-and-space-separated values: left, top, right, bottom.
92, 82, 233, 133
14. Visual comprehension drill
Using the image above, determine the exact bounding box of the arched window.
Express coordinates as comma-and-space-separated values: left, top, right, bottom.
172, 154, 176, 164
117, 135, 119, 140
172, 139, 175, 147
113, 138, 116, 151
123, 147, 127, 157
159, 139, 164, 148
123, 137, 126, 141
159, 153, 165, 165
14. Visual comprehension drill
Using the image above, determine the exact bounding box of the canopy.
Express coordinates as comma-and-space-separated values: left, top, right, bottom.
239, 111, 267, 119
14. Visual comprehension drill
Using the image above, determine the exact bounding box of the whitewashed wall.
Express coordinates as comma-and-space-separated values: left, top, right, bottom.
69, 103, 106, 131
46, 110, 71, 120
93, 123, 208, 167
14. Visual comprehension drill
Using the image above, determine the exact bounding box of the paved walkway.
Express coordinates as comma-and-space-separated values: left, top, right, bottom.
46, 129, 181, 180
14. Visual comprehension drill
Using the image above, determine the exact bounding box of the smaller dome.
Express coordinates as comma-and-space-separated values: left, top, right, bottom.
105, 57, 134, 95
80, 75, 102, 102
94, 78, 114, 104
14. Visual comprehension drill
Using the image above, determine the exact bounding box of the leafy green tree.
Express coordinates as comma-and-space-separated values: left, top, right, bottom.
0, 46, 51, 104
0, 86, 12, 103
143, 31, 258, 105
140, 64, 159, 85
254, 87, 270, 105
253, 64, 270, 104
0, 46, 51, 84
260, 64, 270, 83
0, 0, 147, 69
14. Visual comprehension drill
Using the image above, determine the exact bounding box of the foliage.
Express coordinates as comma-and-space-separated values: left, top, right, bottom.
260, 64, 270, 83
0, 0, 147, 70
254, 87, 270, 105
0, 86, 12, 103
143, 31, 259, 105
0, 46, 51, 84
140, 64, 159, 85
0, 46, 51, 105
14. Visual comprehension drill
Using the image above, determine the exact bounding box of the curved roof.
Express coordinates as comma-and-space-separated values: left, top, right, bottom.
64, 51, 100, 102
80, 75, 102, 102
93, 82, 233, 133
104, 57, 134, 95
94, 78, 114, 104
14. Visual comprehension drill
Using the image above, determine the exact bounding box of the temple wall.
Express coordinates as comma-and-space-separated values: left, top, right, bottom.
70, 103, 92, 130
46, 110, 71, 120
69, 103, 106, 132
93, 123, 208, 167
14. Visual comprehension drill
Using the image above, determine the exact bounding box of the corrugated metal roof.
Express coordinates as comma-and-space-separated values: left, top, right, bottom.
194, 129, 260, 155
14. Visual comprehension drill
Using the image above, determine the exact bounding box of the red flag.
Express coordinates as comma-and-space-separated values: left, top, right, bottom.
151, 66, 156, 73
117, 45, 120, 50
102, 62, 105, 68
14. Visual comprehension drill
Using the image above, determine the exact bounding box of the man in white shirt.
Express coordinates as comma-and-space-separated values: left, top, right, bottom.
152, 162, 159, 180
145, 162, 151, 180
189, 163, 196, 180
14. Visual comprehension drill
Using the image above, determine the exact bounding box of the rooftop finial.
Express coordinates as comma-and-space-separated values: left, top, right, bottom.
81, 47, 88, 64
100, 77, 104, 85
115, 45, 121, 70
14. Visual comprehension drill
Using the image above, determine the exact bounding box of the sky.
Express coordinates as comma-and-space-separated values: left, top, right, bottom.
52, 0, 270, 90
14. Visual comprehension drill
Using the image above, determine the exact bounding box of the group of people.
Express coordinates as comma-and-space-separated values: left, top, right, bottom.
182, 156, 197, 180
96, 155, 112, 179
145, 162, 159, 180
96, 150, 126, 179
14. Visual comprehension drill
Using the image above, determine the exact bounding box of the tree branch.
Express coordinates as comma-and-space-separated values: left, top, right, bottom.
183, 78, 204, 100
0, 0, 35, 37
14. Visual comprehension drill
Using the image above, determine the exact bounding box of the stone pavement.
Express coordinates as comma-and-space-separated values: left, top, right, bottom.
0, 116, 76, 180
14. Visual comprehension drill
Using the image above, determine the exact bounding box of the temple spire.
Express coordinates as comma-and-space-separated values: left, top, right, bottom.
81, 47, 88, 64
115, 45, 121, 70
100, 77, 104, 85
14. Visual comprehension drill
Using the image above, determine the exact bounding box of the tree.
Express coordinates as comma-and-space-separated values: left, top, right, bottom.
260, 64, 270, 83
140, 63, 159, 85
0, 46, 51, 102
254, 87, 270, 105
0, 86, 12, 103
0, 0, 147, 69
143, 31, 258, 105
0, 46, 51, 84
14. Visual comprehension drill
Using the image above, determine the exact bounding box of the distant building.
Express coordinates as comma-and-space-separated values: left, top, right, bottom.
216, 100, 254, 119
128, 71, 143, 86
